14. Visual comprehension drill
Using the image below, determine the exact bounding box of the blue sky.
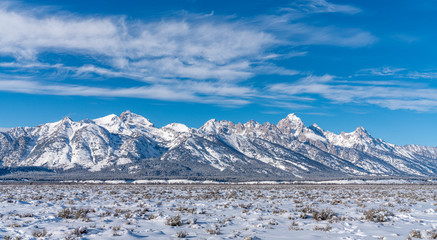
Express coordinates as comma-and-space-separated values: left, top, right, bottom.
0, 0, 437, 146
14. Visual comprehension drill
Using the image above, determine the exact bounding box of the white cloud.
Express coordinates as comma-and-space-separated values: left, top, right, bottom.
366, 99, 437, 112
407, 71, 437, 79
0, 6, 278, 81
268, 74, 437, 112
252, 64, 300, 76
291, 0, 361, 14
357, 66, 437, 80
357, 67, 407, 76
0, 1, 377, 107
0, 9, 119, 60
255, 13, 377, 48
269, 74, 333, 96
278, 23, 376, 47
0, 79, 253, 106
0, 3, 375, 79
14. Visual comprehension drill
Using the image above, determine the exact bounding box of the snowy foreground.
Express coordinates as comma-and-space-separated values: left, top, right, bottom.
1, 184, 436, 240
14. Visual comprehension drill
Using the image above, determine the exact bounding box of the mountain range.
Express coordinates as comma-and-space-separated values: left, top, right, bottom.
1, 111, 436, 180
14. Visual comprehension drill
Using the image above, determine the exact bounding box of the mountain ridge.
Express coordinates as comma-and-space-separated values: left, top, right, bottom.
0, 111, 436, 180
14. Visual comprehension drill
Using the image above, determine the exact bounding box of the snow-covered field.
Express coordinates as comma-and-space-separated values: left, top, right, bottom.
1, 184, 436, 239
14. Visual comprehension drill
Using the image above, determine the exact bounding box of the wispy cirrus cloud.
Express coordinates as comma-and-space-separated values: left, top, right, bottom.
406, 71, 437, 79
357, 66, 407, 76
255, 9, 376, 48
288, 0, 362, 14
366, 99, 437, 112
357, 66, 437, 80
261, 0, 374, 47
268, 74, 437, 112
0, 79, 253, 106
266, 22, 376, 47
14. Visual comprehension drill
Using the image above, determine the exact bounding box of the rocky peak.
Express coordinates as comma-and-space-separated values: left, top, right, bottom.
234, 122, 244, 133
262, 122, 277, 131
332, 126, 377, 148
79, 119, 93, 124
200, 119, 221, 134
93, 114, 126, 134
120, 110, 154, 128
53, 116, 75, 130
61, 116, 73, 123
41, 116, 75, 138
244, 120, 261, 129
354, 126, 369, 137
308, 123, 325, 137
277, 113, 305, 136
162, 123, 190, 133
200, 119, 238, 135
0, 127, 10, 133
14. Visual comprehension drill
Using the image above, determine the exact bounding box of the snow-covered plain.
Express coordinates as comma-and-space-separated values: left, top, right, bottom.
1, 184, 436, 239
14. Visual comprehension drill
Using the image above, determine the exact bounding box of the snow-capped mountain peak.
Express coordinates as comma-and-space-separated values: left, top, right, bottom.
243, 120, 261, 129
120, 110, 154, 128
61, 116, 73, 123
353, 126, 369, 136
343, 126, 373, 142
199, 119, 223, 134
93, 114, 119, 124
0, 127, 10, 133
308, 123, 325, 138
93, 114, 127, 134
309, 123, 323, 132
162, 123, 190, 133
277, 113, 305, 136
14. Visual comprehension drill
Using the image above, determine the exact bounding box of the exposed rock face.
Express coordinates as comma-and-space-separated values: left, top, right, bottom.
1, 111, 436, 179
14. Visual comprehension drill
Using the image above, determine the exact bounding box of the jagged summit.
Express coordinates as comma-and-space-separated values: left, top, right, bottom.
61, 116, 73, 123
120, 110, 154, 128
0, 111, 436, 179
79, 119, 93, 124
285, 113, 299, 120
93, 113, 126, 133
244, 120, 261, 129
93, 113, 119, 123
308, 123, 324, 136
354, 126, 369, 136
277, 113, 305, 136
162, 123, 190, 133
199, 119, 220, 134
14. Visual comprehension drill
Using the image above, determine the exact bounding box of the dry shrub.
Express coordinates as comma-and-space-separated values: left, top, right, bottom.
32, 228, 47, 237
71, 227, 88, 237
206, 225, 221, 235
313, 225, 331, 231
363, 208, 393, 222
57, 208, 94, 220
312, 208, 335, 221
428, 229, 437, 239
166, 215, 182, 226
177, 230, 188, 238
409, 230, 421, 239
